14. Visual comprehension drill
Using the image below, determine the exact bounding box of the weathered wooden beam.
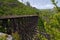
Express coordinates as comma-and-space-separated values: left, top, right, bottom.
0, 15, 38, 19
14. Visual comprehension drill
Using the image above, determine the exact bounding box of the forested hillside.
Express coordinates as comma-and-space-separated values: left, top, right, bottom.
0, 0, 37, 16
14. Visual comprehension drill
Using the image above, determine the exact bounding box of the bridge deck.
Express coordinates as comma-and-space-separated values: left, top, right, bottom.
0, 15, 38, 19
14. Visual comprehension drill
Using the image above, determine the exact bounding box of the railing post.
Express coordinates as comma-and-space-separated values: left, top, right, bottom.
2, 19, 8, 33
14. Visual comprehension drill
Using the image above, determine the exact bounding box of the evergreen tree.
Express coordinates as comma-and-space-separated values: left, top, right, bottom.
26, 1, 31, 7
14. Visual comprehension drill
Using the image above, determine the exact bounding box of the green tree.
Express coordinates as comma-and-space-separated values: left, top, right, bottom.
51, 0, 58, 8
51, 0, 60, 12
26, 1, 31, 7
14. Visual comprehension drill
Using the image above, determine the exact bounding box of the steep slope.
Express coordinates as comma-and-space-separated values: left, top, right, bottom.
0, 0, 37, 16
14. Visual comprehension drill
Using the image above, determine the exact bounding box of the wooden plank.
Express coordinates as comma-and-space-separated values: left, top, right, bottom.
0, 15, 38, 19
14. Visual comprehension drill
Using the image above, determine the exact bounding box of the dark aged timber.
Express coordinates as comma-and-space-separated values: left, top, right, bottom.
0, 15, 38, 40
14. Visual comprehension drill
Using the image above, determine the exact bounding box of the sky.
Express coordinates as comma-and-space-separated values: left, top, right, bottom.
18, 0, 60, 9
